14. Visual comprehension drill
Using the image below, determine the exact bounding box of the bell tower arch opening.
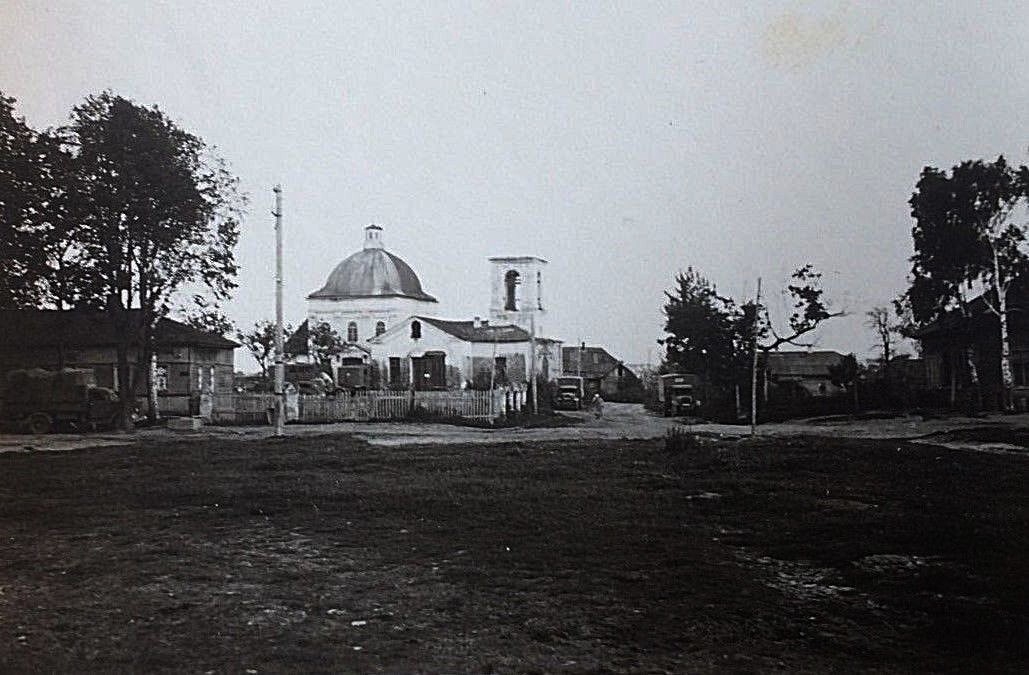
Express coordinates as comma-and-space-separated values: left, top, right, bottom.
504, 270, 520, 311
489, 256, 548, 336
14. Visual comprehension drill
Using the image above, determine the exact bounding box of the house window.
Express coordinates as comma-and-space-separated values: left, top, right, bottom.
504, 270, 520, 311
411, 320, 421, 339
347, 321, 358, 342
494, 356, 508, 385
375, 321, 386, 336
592, 352, 600, 365
389, 357, 403, 387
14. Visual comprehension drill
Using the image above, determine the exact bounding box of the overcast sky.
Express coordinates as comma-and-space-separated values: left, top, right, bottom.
3, 1, 1028, 371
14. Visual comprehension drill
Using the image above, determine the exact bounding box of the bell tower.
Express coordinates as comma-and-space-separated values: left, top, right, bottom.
489, 256, 547, 335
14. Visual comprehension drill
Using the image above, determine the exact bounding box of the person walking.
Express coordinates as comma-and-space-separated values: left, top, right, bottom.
591, 393, 604, 419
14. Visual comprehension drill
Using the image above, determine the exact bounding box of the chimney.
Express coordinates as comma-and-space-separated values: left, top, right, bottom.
472, 316, 482, 328
363, 224, 384, 250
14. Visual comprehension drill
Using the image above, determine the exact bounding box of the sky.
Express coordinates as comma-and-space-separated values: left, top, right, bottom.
3, 1, 1028, 372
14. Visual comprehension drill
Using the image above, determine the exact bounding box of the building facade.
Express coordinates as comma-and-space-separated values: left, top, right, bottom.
0, 309, 237, 415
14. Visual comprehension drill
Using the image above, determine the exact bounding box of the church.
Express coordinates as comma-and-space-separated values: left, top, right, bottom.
287, 225, 563, 390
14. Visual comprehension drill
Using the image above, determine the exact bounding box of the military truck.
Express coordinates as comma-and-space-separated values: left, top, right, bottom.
554, 376, 586, 410
657, 373, 703, 416
0, 368, 121, 434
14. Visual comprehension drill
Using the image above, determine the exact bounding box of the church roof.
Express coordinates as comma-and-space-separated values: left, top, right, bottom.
308, 226, 438, 302
417, 317, 531, 343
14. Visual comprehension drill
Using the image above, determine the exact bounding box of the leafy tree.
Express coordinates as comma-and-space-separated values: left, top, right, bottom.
309, 321, 345, 369
65, 92, 245, 425
237, 319, 294, 379
901, 156, 1029, 410
178, 294, 235, 337
661, 265, 841, 423
0, 93, 86, 309
660, 268, 736, 385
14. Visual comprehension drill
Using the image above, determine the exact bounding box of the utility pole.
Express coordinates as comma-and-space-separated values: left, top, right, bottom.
750, 276, 761, 437
529, 313, 537, 414
273, 185, 285, 437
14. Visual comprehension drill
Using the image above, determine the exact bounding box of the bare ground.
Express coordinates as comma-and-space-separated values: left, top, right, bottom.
0, 427, 1026, 672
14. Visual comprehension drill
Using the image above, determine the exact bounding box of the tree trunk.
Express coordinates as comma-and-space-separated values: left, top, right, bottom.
966, 344, 981, 414
111, 299, 134, 432
992, 255, 1014, 411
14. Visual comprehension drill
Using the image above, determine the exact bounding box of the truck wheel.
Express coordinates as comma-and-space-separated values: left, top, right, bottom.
28, 413, 52, 434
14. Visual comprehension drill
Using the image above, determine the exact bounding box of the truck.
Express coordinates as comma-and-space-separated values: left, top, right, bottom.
0, 368, 121, 434
657, 373, 703, 417
553, 375, 586, 410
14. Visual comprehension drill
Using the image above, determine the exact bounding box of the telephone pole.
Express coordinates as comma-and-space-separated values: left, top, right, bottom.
273, 185, 285, 437
529, 313, 537, 414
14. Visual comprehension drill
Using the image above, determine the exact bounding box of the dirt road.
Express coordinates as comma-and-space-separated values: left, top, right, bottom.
4, 403, 1029, 453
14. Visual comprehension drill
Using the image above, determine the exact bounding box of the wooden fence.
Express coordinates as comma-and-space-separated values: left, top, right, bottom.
207, 388, 522, 425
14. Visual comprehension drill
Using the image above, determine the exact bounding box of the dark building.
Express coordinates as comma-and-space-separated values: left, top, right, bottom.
762, 350, 847, 399
914, 289, 1029, 409
0, 309, 237, 416
562, 345, 643, 400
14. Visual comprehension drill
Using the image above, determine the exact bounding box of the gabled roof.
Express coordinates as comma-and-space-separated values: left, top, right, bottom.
0, 309, 238, 350
418, 317, 530, 343
284, 319, 310, 355
562, 346, 628, 379
763, 350, 845, 378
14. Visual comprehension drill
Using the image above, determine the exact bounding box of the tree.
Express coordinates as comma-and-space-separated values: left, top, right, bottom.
661, 264, 841, 424
829, 353, 861, 412
66, 92, 245, 426
660, 268, 736, 385
901, 156, 1029, 410
178, 294, 235, 337
309, 321, 345, 370
237, 319, 294, 379
0, 93, 87, 310
866, 306, 900, 383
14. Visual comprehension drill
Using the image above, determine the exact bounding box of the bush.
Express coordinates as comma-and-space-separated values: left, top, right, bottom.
664, 426, 697, 453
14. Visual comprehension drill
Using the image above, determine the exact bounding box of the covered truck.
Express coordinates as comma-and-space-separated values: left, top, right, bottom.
657, 373, 703, 416
0, 368, 120, 434
554, 375, 586, 410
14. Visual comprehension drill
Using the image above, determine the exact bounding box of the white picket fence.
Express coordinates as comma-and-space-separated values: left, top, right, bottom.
209, 388, 521, 425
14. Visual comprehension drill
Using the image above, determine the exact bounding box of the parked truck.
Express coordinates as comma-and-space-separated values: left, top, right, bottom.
553, 375, 586, 410
0, 368, 121, 434
657, 373, 703, 417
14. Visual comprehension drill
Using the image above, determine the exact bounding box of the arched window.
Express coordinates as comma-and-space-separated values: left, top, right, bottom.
504, 270, 520, 311
411, 320, 421, 339
375, 321, 386, 336
347, 321, 358, 343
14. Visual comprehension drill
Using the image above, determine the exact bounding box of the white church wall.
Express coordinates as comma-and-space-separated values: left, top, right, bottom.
308, 296, 439, 345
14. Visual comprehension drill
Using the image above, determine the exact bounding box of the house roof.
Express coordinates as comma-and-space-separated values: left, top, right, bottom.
763, 350, 845, 378
417, 317, 531, 343
561, 346, 633, 379
283, 319, 310, 355
0, 309, 238, 350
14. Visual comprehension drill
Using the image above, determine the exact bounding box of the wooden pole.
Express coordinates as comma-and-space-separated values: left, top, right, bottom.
273, 185, 285, 436
529, 313, 537, 414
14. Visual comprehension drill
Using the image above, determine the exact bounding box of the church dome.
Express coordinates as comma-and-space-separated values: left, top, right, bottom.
308, 225, 438, 302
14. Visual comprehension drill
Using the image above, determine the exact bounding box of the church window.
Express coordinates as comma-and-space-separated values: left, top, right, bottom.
411, 320, 421, 339
347, 321, 358, 343
504, 270, 520, 311
375, 321, 386, 336
537, 271, 543, 310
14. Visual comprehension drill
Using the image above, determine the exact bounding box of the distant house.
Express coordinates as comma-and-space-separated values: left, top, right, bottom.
762, 350, 847, 399
0, 309, 238, 416
562, 346, 643, 400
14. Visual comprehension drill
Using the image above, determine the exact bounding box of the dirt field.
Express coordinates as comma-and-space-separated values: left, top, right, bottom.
0, 428, 1027, 672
